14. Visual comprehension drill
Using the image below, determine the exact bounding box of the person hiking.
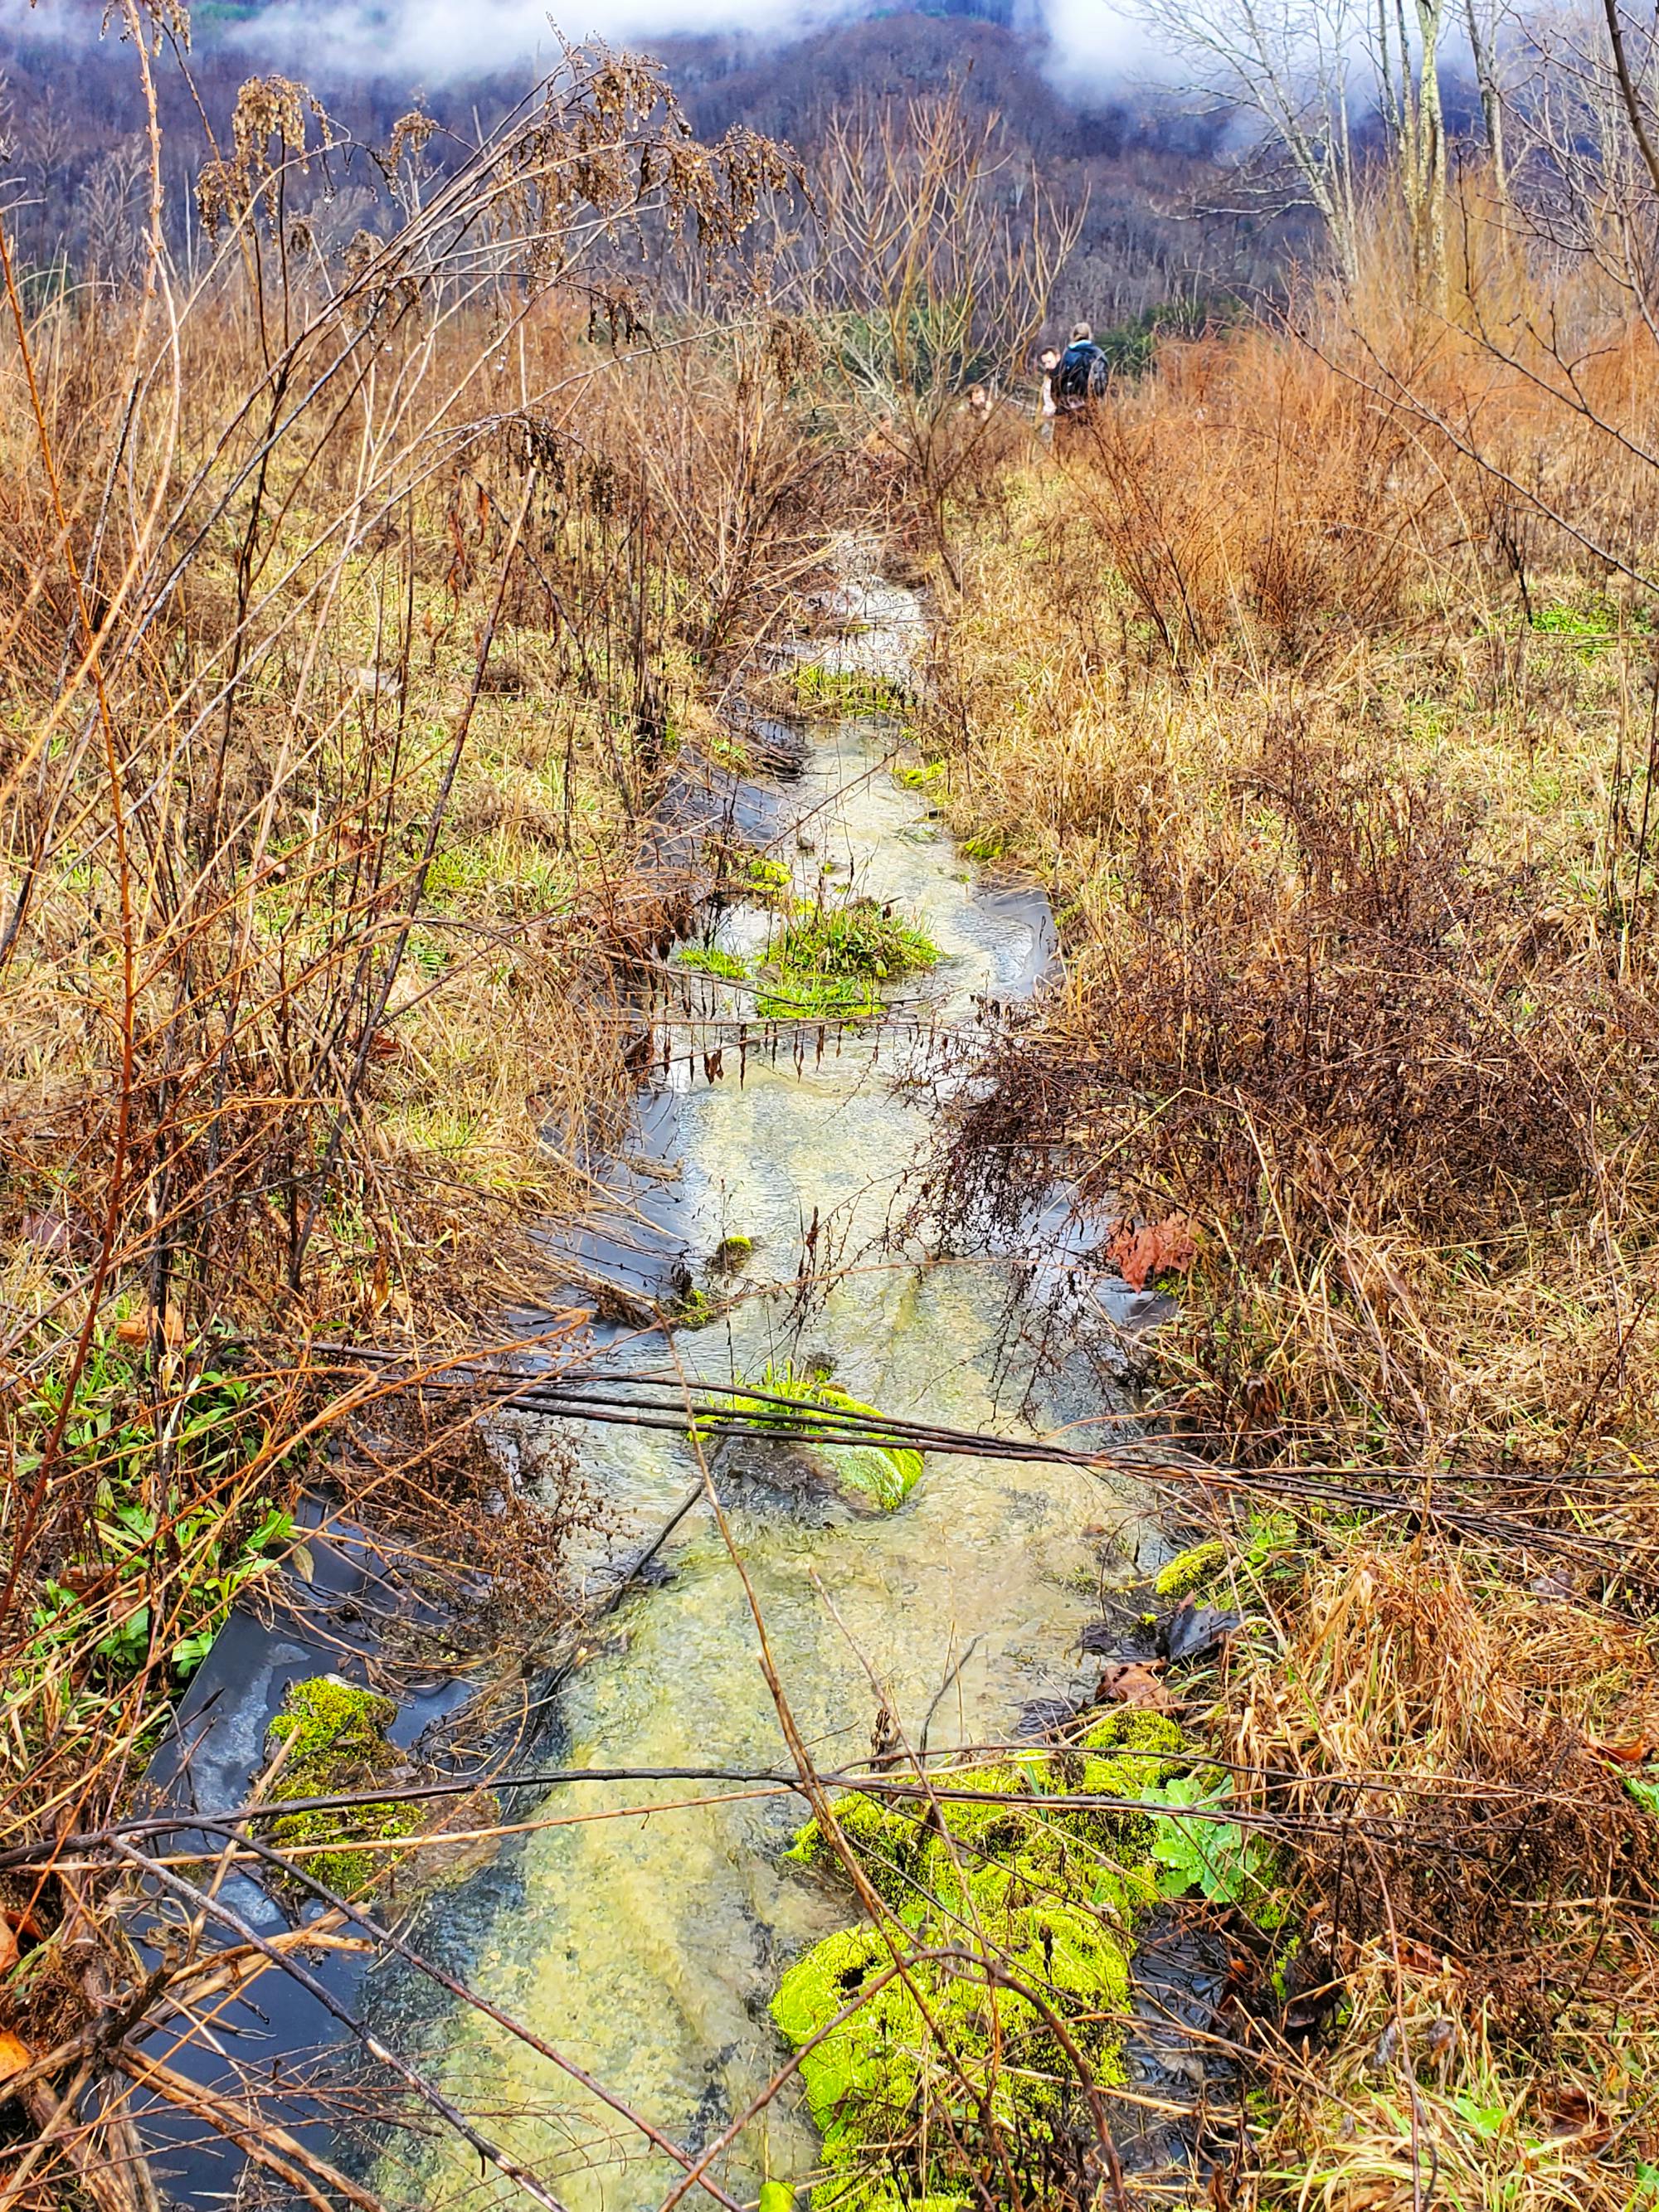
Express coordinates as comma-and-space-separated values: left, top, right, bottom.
1053, 321, 1107, 416
1034, 346, 1060, 445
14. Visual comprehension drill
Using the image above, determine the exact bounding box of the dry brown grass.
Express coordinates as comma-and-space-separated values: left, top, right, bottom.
0, 57, 879, 2198
914, 199, 1659, 2205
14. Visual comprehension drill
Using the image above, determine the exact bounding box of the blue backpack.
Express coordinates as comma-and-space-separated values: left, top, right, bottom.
1055, 340, 1107, 406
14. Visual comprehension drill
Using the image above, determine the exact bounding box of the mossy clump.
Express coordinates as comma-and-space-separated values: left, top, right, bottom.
756, 900, 940, 1027
774, 901, 940, 984
267, 1675, 421, 1897
1069, 1709, 1191, 1856
708, 1359, 922, 1510
773, 1748, 1165, 2205
708, 1234, 754, 1276
785, 1792, 937, 1908
754, 972, 883, 1022
667, 1284, 721, 1330
709, 841, 794, 904
1151, 1539, 1227, 1600
674, 945, 750, 981
793, 664, 909, 717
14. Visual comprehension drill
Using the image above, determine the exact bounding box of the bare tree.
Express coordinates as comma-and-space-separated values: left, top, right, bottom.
802, 86, 1078, 581
1130, 0, 1457, 298
1378, 0, 1451, 298
1465, 0, 1510, 192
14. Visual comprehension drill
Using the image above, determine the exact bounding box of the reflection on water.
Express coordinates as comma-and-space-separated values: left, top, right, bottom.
371, 631, 1129, 2211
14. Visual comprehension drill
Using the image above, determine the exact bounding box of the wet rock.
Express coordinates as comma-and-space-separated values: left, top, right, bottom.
708, 1234, 754, 1276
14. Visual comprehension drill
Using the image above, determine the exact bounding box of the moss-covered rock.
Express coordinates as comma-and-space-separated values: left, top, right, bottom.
709, 1233, 754, 1275
771, 1727, 1197, 2207
667, 1283, 721, 1330
1151, 1539, 1227, 1600
1072, 1709, 1191, 1856
266, 1675, 422, 1897
708, 1361, 922, 1511
785, 1791, 937, 1908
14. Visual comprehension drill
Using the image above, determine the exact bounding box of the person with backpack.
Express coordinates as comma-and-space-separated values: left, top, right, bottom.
1053, 321, 1108, 416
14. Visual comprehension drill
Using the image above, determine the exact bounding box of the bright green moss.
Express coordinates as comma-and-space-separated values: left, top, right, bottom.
1073, 1709, 1190, 1854
267, 1675, 421, 1896
815, 1383, 922, 1510
757, 900, 940, 1025
268, 1675, 396, 1773
793, 664, 909, 716
754, 972, 883, 1021
785, 1792, 934, 1906
668, 1284, 720, 1330
1151, 1539, 1226, 1599
773, 1738, 1170, 2207
742, 853, 795, 898
710, 843, 793, 903
674, 945, 750, 980
710, 1361, 922, 1510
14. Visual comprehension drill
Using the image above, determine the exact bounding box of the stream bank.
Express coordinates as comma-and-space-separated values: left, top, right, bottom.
136, 576, 1234, 2212
353, 581, 1217, 2210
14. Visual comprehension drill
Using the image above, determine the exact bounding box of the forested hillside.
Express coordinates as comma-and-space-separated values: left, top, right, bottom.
0, 5, 1297, 323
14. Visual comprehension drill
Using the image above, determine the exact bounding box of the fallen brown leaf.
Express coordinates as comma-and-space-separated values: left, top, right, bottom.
114, 1305, 185, 1349
1096, 1662, 1171, 1712
0, 1916, 18, 1975
55, 1564, 117, 1601
1536, 2084, 1606, 2142
1394, 1937, 1447, 1976
1590, 1735, 1655, 1765
0, 2029, 32, 2081
1106, 1214, 1196, 1293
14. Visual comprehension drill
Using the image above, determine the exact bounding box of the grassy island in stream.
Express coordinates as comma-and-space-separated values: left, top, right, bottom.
757, 899, 941, 1020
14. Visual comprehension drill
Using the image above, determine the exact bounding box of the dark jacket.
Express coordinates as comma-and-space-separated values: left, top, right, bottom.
1055, 339, 1107, 408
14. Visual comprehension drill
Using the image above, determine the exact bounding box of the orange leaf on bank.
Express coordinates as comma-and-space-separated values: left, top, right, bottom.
1096, 1662, 1171, 1712
1105, 1214, 1197, 1293
1589, 1735, 1656, 1764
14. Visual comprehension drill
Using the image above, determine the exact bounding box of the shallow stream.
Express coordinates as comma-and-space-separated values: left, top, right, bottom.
363, 590, 1146, 2210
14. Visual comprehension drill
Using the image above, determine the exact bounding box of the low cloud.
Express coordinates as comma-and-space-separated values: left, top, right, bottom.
224, 0, 1147, 94
231, 0, 872, 85
0, 0, 1150, 110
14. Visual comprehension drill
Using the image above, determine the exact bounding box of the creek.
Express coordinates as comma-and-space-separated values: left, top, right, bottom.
360, 581, 1153, 2210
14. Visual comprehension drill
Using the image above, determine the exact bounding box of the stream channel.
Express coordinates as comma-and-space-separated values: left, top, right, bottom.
146, 580, 1174, 2210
